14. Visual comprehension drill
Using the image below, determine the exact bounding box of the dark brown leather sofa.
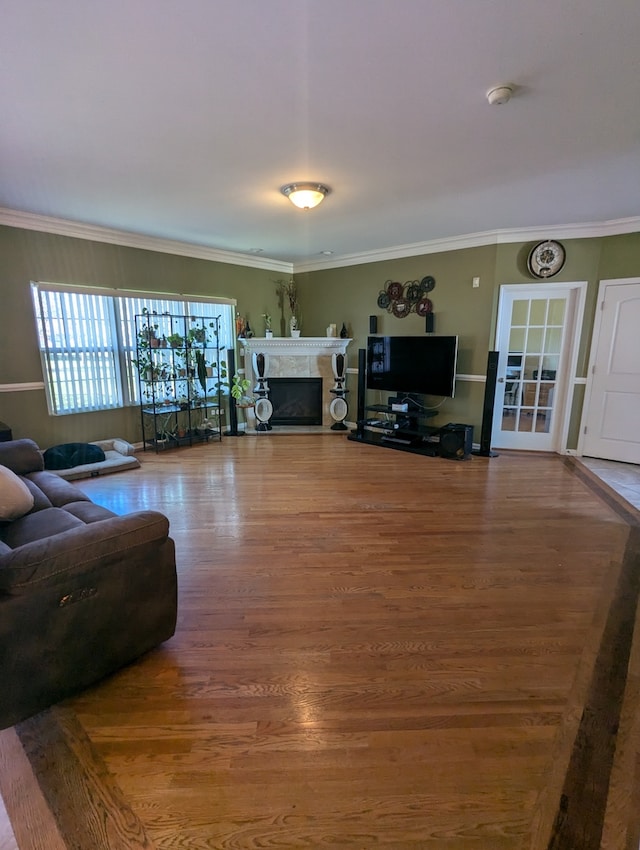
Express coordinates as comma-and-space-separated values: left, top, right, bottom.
0, 439, 177, 729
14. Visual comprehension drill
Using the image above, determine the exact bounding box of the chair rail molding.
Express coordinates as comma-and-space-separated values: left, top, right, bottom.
0, 382, 45, 392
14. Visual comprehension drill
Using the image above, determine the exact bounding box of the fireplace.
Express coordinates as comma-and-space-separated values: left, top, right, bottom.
268, 378, 323, 425
240, 336, 352, 432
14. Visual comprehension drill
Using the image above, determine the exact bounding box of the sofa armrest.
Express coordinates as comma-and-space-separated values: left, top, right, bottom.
0, 439, 44, 475
0, 510, 171, 593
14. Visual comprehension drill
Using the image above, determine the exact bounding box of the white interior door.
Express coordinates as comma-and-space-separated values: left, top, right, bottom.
492, 283, 585, 452
581, 279, 640, 463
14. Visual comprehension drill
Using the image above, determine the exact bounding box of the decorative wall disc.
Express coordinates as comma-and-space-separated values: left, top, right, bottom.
416, 298, 433, 317
406, 281, 422, 303
386, 280, 404, 300
376, 276, 436, 319
391, 298, 411, 317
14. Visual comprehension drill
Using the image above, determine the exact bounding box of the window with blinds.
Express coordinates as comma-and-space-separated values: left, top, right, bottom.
31, 284, 235, 415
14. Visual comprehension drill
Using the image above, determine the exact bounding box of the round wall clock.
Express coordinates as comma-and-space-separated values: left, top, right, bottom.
527, 240, 566, 278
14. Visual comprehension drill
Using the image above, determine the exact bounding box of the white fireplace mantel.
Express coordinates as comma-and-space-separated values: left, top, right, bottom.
239, 336, 352, 431
240, 336, 351, 357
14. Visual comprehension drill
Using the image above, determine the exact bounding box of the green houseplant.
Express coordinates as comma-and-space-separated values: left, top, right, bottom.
167, 332, 184, 348
230, 373, 254, 406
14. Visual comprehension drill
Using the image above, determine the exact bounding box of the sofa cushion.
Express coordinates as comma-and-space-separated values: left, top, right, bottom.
0, 464, 35, 521
0, 439, 44, 476
65, 501, 117, 523
21, 477, 53, 511
25, 471, 91, 508
43, 443, 106, 471
1, 507, 84, 549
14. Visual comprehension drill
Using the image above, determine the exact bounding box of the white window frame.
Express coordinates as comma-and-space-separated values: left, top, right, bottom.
31, 282, 236, 416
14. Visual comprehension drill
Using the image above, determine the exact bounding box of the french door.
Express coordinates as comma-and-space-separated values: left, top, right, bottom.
492, 283, 586, 452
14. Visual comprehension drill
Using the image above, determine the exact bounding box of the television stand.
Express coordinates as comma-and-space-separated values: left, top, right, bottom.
381, 433, 415, 446
348, 348, 472, 460
348, 401, 441, 457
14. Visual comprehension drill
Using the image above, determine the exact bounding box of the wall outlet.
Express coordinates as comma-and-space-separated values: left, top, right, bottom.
472, 276, 480, 288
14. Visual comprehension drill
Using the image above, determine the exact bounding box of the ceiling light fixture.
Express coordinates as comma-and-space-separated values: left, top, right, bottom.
281, 182, 330, 210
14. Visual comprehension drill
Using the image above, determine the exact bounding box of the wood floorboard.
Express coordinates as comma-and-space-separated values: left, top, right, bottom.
0, 436, 638, 848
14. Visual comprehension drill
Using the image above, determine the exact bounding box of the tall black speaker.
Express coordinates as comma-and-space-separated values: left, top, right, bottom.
369, 315, 378, 334
472, 350, 499, 457
224, 347, 243, 437
354, 348, 366, 437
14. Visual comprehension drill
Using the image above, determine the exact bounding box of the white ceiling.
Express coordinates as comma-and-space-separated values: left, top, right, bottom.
1, 0, 639, 270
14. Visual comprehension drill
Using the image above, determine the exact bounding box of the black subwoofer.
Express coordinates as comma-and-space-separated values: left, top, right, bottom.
439, 423, 473, 460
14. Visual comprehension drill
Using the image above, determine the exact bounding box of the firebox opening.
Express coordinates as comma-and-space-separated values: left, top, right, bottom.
268, 377, 323, 426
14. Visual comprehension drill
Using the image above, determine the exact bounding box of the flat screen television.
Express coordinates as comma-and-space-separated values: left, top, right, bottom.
366, 335, 458, 397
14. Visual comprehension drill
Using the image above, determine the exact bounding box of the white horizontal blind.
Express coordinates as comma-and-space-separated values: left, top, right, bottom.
32, 284, 235, 415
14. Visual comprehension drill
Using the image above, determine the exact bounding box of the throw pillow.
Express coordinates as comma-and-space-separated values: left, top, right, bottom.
0, 464, 35, 521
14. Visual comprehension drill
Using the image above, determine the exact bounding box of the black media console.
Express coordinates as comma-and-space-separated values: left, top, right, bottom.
348, 400, 442, 457
348, 347, 473, 459
349, 402, 473, 460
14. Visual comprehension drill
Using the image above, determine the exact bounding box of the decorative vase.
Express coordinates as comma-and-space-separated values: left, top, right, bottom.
291, 329, 301, 339
265, 330, 273, 338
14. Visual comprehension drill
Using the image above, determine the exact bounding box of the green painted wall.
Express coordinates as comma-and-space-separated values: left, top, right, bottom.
0, 225, 281, 446
297, 245, 498, 435
599, 232, 640, 278
300, 233, 638, 448
1, 224, 639, 451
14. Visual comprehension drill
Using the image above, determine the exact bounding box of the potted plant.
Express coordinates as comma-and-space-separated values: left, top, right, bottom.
230, 372, 254, 407
187, 326, 206, 346
262, 313, 273, 338
187, 319, 217, 347
137, 309, 160, 348
167, 332, 184, 348
131, 351, 153, 381
195, 350, 208, 396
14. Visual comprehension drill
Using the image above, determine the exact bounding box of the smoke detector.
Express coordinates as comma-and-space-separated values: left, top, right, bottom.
486, 85, 513, 106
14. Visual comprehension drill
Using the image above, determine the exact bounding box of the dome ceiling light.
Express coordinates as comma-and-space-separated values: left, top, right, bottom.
281, 182, 331, 210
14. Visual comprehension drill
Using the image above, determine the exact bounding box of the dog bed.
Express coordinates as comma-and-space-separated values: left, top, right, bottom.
43, 438, 140, 480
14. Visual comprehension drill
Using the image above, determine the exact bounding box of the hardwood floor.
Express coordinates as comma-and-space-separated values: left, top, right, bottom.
1, 436, 639, 849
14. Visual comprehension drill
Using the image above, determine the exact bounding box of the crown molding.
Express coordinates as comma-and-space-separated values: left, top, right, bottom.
293, 216, 640, 273
1, 206, 638, 275
0, 208, 294, 274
